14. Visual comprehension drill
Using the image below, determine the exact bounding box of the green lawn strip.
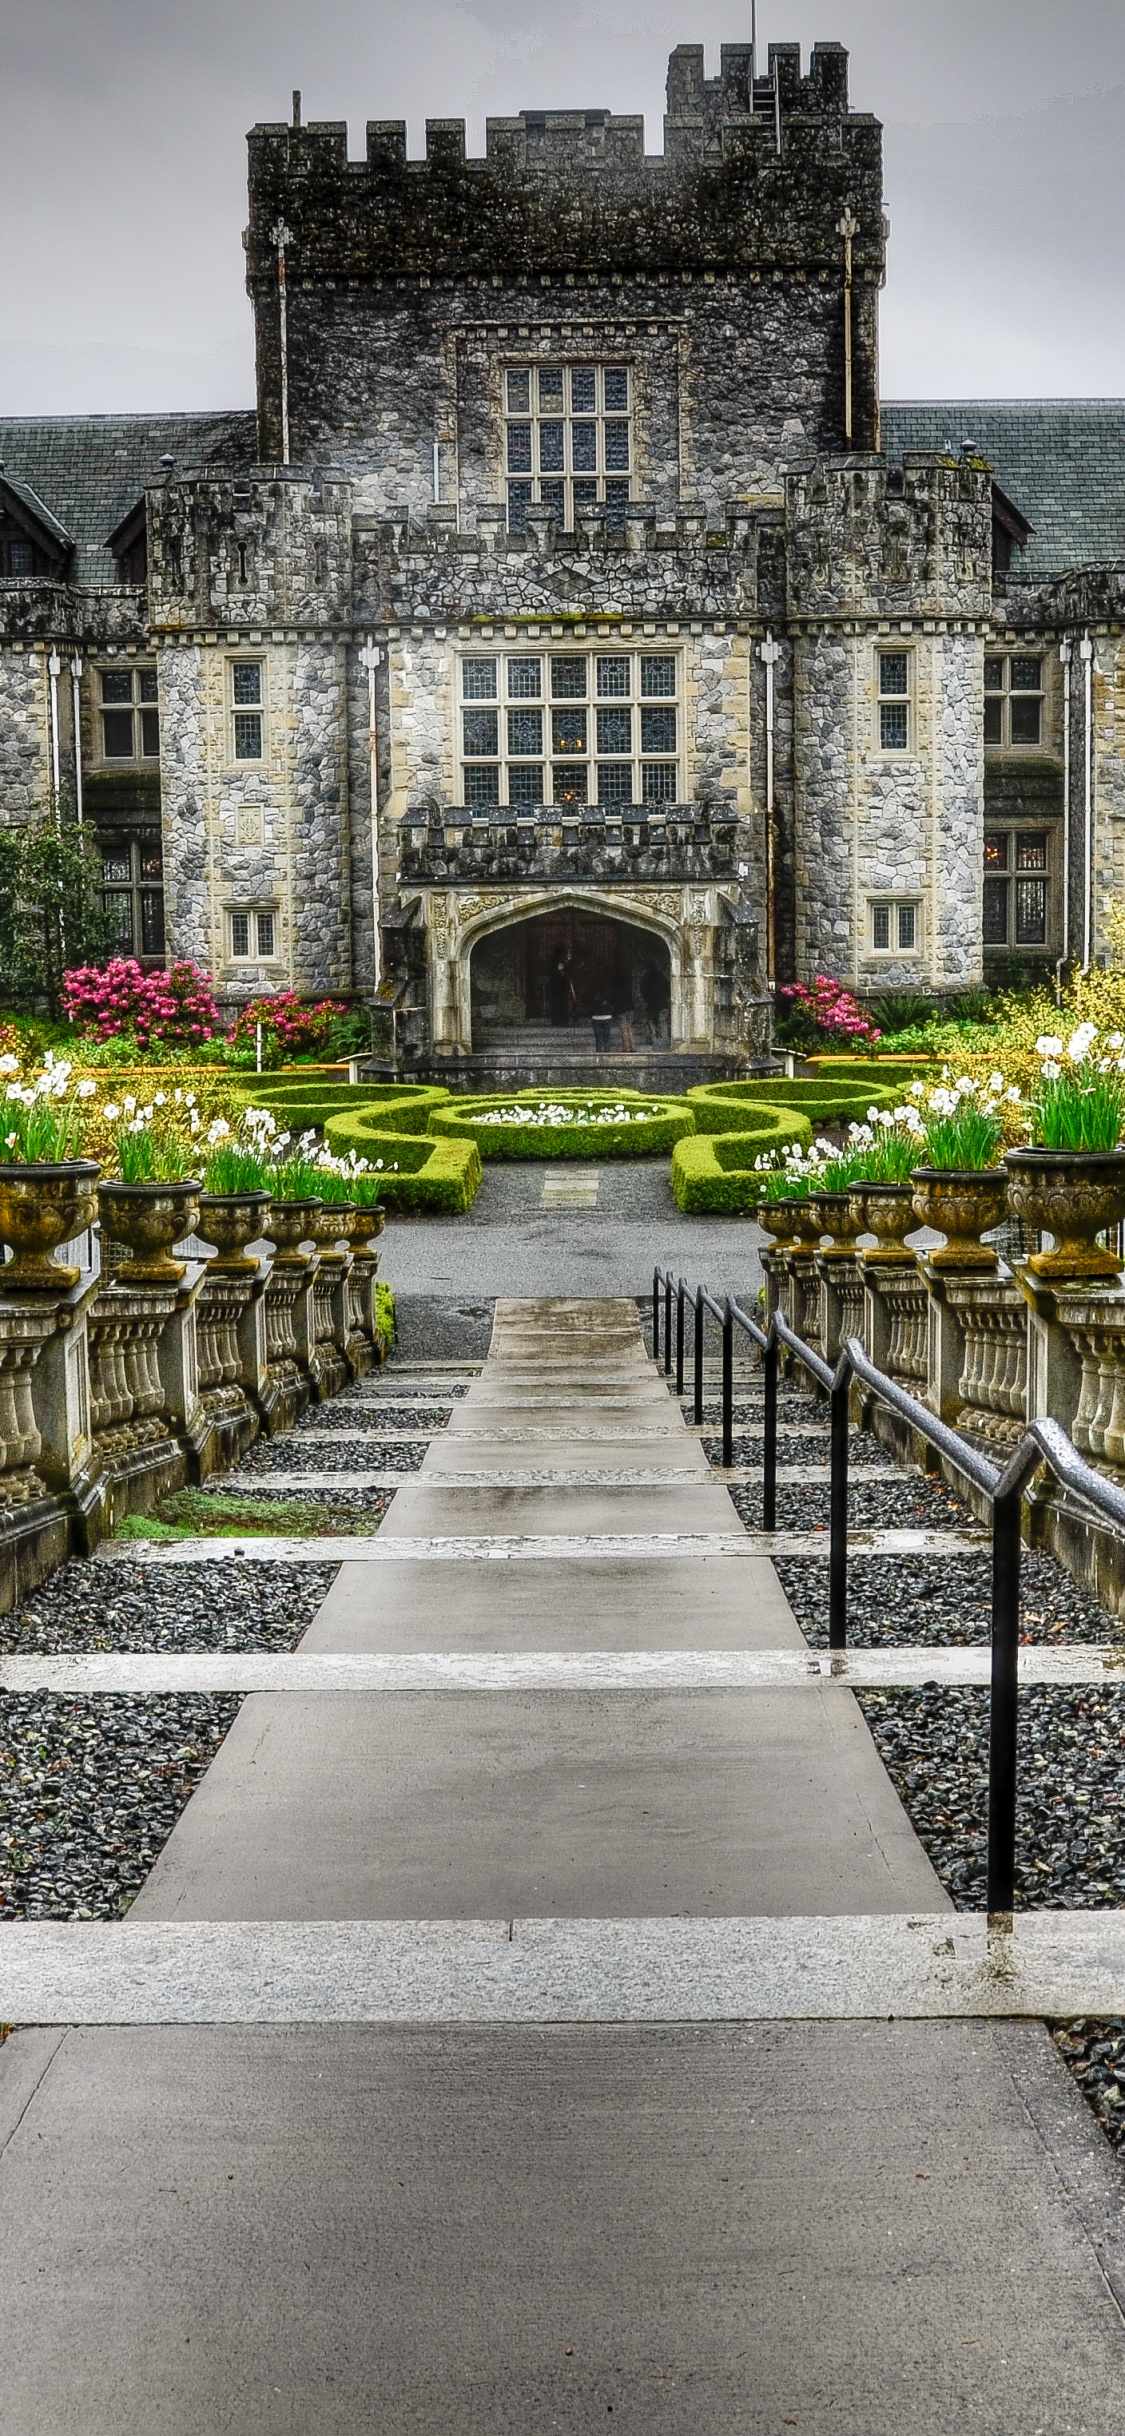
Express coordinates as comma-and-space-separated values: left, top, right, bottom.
671, 1115, 813, 1212
322, 1117, 482, 1211
115, 1489, 386, 1542
427, 1090, 695, 1159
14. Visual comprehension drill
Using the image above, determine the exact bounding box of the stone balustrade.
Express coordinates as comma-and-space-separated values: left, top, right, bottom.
760, 1212, 1125, 1614
0, 1217, 386, 1610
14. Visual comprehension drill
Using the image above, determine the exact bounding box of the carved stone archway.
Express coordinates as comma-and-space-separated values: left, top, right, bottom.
406, 883, 727, 1057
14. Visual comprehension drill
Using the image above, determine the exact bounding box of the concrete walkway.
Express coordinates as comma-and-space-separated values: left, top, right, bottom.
2, 1300, 1125, 2431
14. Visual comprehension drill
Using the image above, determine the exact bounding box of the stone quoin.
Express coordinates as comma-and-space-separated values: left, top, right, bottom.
0, 39, 1121, 1068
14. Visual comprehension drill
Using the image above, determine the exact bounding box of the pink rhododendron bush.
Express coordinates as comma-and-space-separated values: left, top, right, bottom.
227, 991, 351, 1059
778, 975, 882, 1050
62, 958, 219, 1047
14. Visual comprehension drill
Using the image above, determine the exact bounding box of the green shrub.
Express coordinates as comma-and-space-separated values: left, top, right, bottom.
803, 1056, 938, 1084
671, 1112, 813, 1213
323, 1112, 481, 1212
687, 1078, 899, 1133
427, 1090, 696, 1159
232, 1080, 450, 1136
374, 1281, 395, 1357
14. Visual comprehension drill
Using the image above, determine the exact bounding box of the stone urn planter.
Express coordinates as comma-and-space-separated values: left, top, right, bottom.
197, 1190, 273, 1274
848, 1181, 917, 1261
263, 1198, 322, 1266
910, 1167, 1008, 1272
0, 1160, 100, 1289
97, 1178, 202, 1285
308, 1203, 354, 1251
755, 1196, 817, 1248
1004, 1148, 1125, 1280
808, 1189, 864, 1251
334, 1203, 385, 1254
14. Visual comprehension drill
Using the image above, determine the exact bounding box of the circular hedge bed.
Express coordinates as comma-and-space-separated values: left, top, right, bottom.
671, 1110, 813, 1212
687, 1078, 900, 1134
427, 1091, 695, 1159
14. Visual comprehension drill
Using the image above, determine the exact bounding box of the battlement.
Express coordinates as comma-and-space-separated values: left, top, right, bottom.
245, 41, 882, 285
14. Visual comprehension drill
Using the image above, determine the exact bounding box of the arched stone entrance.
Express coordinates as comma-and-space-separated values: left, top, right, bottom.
470, 908, 672, 1053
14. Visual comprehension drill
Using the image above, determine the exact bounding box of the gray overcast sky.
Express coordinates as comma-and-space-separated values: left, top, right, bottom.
2, 0, 1123, 413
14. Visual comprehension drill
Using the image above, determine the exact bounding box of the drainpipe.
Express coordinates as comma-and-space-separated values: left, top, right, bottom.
1080, 631, 1094, 971
1057, 638, 1072, 987
837, 212, 859, 449
361, 638, 383, 993
46, 649, 62, 827
758, 631, 781, 995
272, 219, 293, 466
70, 653, 84, 827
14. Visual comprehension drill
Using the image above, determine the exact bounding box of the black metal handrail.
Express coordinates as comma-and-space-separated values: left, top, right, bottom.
652, 1264, 1125, 1919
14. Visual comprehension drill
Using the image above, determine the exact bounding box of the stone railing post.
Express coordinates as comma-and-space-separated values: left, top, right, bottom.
1019, 1273, 1090, 1441
816, 1248, 865, 1365
860, 1254, 929, 1391
20, 1275, 100, 1497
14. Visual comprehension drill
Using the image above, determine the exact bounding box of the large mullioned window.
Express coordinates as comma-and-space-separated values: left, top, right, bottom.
460, 651, 680, 810
505, 365, 632, 534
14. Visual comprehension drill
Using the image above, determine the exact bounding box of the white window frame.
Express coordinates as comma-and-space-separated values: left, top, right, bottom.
458, 647, 681, 810
96, 663, 160, 765
228, 908, 279, 962
869, 899, 921, 955
229, 659, 265, 763
504, 362, 632, 533
984, 652, 1045, 750
875, 649, 912, 755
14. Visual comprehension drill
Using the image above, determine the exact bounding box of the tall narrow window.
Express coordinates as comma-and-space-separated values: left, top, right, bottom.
505, 364, 632, 533
100, 830, 165, 960
877, 652, 910, 751
984, 828, 1052, 947
231, 662, 263, 761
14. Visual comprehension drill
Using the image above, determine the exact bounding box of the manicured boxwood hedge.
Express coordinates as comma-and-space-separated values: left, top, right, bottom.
803, 1057, 937, 1087
671, 1110, 813, 1213
427, 1090, 696, 1159
233, 1080, 451, 1136
322, 1112, 482, 1212
687, 1078, 899, 1134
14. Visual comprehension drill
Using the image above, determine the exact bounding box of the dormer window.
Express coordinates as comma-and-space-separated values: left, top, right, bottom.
107, 499, 148, 586
0, 473, 72, 580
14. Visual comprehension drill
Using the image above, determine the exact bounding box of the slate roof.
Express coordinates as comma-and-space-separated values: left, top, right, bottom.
0, 473, 72, 553
0, 413, 256, 588
881, 401, 1125, 580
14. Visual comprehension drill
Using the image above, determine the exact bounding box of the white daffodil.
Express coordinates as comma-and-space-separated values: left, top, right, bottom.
154, 1091, 166, 1107
1036, 1035, 1063, 1059
1067, 1022, 1099, 1062
0, 1054, 19, 1077
104, 1103, 120, 1122
76, 1079, 97, 1100
123, 1095, 137, 1117
1041, 1060, 1062, 1082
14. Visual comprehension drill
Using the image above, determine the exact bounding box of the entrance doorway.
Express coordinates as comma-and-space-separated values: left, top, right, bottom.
470, 910, 671, 1052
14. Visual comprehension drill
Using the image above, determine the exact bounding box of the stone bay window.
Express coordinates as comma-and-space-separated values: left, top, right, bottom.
983, 829, 1055, 955
460, 651, 680, 809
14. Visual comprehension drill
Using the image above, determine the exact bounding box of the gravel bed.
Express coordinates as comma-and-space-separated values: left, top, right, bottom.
704, 1428, 869, 1471
290, 1404, 452, 1435
0, 1561, 337, 1655
855, 1685, 1125, 1909
727, 1472, 968, 1536
1052, 2023, 1125, 2159
238, 1436, 428, 1476
776, 1547, 1124, 1648
0, 1692, 241, 1918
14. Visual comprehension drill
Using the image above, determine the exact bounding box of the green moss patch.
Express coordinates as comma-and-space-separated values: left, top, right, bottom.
427, 1091, 695, 1159
116, 1489, 386, 1541
671, 1112, 812, 1213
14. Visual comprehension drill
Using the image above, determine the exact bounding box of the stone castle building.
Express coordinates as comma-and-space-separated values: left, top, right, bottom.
2, 38, 1125, 1075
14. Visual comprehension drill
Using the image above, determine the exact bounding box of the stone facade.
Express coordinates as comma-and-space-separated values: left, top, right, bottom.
2, 38, 1125, 1056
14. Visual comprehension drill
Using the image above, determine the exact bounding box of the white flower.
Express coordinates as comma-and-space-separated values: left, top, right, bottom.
1005, 1085, 1022, 1104
206, 1117, 231, 1146
988, 1072, 1004, 1094
1109, 1033, 1124, 1053
123, 1095, 137, 1116
76, 1079, 96, 1100
909, 1079, 926, 1097
1041, 1060, 1062, 1082
1067, 1022, 1099, 1062
0, 1055, 19, 1077
154, 1091, 166, 1107
1036, 1035, 1063, 1059
104, 1102, 120, 1121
